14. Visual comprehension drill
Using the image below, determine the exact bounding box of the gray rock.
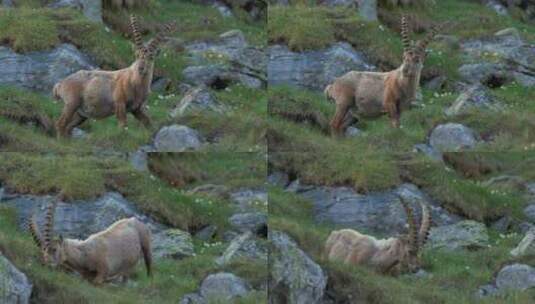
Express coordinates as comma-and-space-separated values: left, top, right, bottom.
482, 175, 526, 192
267, 171, 290, 188
485, 0, 509, 16
71, 127, 87, 139
194, 225, 217, 241
230, 189, 267, 212
183, 30, 266, 89
212, 0, 233, 17
200, 272, 250, 301
318, 0, 355, 7
445, 84, 502, 116
427, 220, 489, 251
188, 184, 229, 199
495, 264, 535, 291
298, 183, 459, 236
477, 284, 499, 297
216, 232, 268, 266
1, 0, 14, 7
429, 123, 478, 152
0, 254, 32, 304
49, 0, 102, 23
0, 44, 96, 93
269, 230, 327, 304
435, 34, 460, 50
151, 77, 172, 92
268, 43, 375, 91
345, 126, 363, 137
151, 229, 194, 259
170, 86, 227, 117
129, 145, 156, 172
510, 228, 535, 257
523, 204, 535, 222
357, 0, 378, 21
458, 62, 512, 87
229, 212, 267, 234
424, 75, 447, 91
153, 125, 204, 152
0, 192, 191, 260
491, 216, 513, 233
179, 293, 205, 304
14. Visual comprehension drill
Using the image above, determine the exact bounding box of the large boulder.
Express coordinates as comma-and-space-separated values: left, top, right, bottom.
183, 30, 266, 89
445, 84, 502, 116
48, 0, 102, 23
495, 264, 535, 291
153, 125, 204, 152
427, 220, 489, 251
459, 28, 535, 87
0, 254, 32, 304
0, 44, 96, 93
0, 191, 194, 260
296, 183, 459, 236
429, 123, 478, 152
269, 230, 327, 304
268, 42, 375, 91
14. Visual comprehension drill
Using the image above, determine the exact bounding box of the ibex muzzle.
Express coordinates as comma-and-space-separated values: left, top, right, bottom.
53, 15, 176, 138
29, 202, 152, 284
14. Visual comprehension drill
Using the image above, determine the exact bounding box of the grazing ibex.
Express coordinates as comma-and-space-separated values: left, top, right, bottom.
325, 16, 440, 134
324, 198, 432, 275
29, 203, 152, 284
53, 15, 176, 138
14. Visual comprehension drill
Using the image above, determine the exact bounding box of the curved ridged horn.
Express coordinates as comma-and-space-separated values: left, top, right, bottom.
399, 196, 418, 255
28, 215, 43, 250
145, 20, 177, 59
130, 15, 145, 53
401, 15, 411, 53
43, 202, 57, 251
418, 202, 432, 249
416, 24, 441, 54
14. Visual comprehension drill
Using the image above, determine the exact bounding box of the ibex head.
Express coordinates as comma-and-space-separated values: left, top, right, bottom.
129, 15, 177, 76
394, 197, 432, 273
28, 202, 66, 268
400, 16, 440, 78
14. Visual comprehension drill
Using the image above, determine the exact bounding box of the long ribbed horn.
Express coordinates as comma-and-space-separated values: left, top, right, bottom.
418, 202, 432, 250
401, 15, 411, 53
28, 215, 44, 250
416, 23, 441, 54
399, 196, 418, 255
130, 15, 145, 53
42, 202, 57, 251
145, 20, 177, 59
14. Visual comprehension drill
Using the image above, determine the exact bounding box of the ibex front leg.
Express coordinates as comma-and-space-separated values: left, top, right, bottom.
132, 107, 152, 129
115, 100, 128, 129
384, 90, 401, 128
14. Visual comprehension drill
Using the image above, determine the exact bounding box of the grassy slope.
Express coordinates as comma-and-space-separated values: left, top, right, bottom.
268, 1, 535, 303
0, 0, 266, 152
0, 152, 266, 303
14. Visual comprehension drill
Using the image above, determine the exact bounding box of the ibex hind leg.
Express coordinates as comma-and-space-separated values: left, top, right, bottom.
330, 99, 351, 137
65, 112, 87, 136
132, 108, 152, 129
56, 96, 82, 139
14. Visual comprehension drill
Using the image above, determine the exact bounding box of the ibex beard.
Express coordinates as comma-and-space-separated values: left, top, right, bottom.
324, 198, 431, 275
53, 15, 176, 138
29, 203, 152, 284
325, 16, 440, 135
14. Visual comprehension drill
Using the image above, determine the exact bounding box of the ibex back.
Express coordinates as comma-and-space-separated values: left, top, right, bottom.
53, 15, 176, 138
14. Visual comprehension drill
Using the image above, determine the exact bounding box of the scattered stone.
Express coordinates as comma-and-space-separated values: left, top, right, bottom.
495, 264, 535, 291
170, 86, 227, 117
216, 231, 268, 266
151, 229, 194, 259
212, 0, 233, 17
510, 228, 535, 257
230, 189, 267, 212
129, 145, 156, 172
267, 171, 290, 188
268, 43, 375, 91
427, 220, 489, 251
523, 204, 535, 222
445, 84, 502, 116
188, 184, 229, 199
229, 212, 267, 235
48, 0, 102, 23
345, 126, 363, 137
424, 75, 447, 91
482, 175, 526, 192
412, 143, 443, 162
153, 125, 204, 152
0, 254, 32, 304
71, 127, 87, 139
269, 230, 327, 304
0, 44, 96, 93
356, 0, 378, 21
194, 225, 218, 241
429, 123, 478, 152
151, 77, 172, 92
199, 273, 251, 301
485, 0, 509, 16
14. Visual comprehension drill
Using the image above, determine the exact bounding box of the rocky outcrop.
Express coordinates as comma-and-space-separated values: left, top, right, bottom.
0, 191, 194, 260
460, 28, 535, 87
183, 30, 266, 89
170, 86, 227, 118
153, 125, 204, 152
427, 220, 489, 251
429, 123, 478, 152
293, 183, 459, 236
445, 84, 502, 116
0, 44, 96, 93
268, 42, 375, 91
269, 230, 327, 304
0, 254, 32, 304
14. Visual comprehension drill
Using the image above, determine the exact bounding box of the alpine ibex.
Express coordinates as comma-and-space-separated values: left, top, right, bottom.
29, 203, 152, 284
325, 16, 440, 134
53, 15, 176, 138
324, 198, 432, 275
